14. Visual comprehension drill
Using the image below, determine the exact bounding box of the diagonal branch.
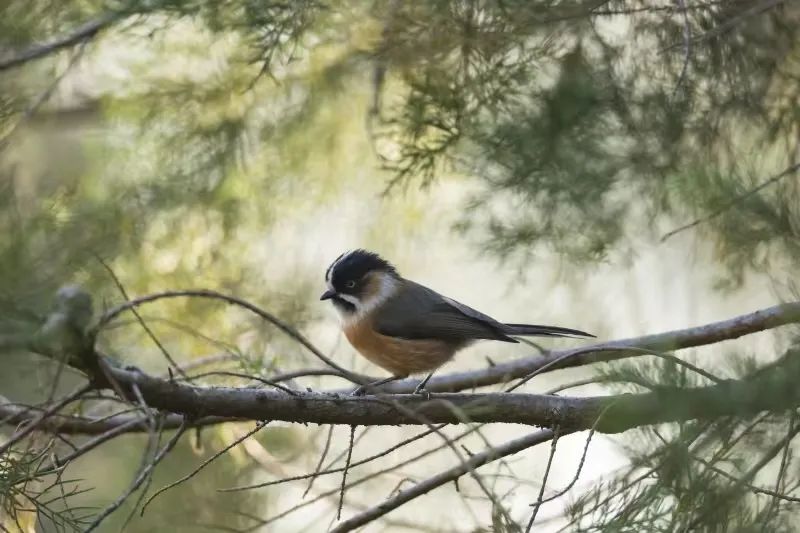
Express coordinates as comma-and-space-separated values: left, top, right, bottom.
0, 12, 122, 71
369, 300, 800, 394
95, 288, 361, 382
661, 161, 800, 241
330, 429, 558, 533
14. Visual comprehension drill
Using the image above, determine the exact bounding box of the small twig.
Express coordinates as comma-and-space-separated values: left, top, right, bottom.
660, 0, 785, 54
83, 419, 187, 532
36, 417, 149, 477
694, 456, 800, 503
220, 424, 449, 492
95, 258, 188, 378
94, 289, 359, 381
141, 421, 269, 515
368, 395, 512, 524
267, 368, 368, 384
303, 424, 335, 497
671, 0, 692, 100
249, 426, 483, 531
506, 345, 722, 393
0, 12, 121, 71
545, 378, 603, 395
530, 401, 619, 509
762, 411, 797, 528
526, 426, 561, 531
330, 429, 558, 533
159, 353, 242, 378
184, 371, 299, 395
661, 161, 800, 241
0, 384, 92, 456
337, 425, 357, 520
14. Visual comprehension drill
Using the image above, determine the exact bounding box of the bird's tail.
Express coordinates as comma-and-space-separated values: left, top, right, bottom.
502, 323, 594, 338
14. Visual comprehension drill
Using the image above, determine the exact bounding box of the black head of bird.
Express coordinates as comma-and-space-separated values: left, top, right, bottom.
321, 249, 593, 382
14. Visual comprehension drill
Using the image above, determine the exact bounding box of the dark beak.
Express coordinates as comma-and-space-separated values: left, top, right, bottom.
320, 289, 336, 301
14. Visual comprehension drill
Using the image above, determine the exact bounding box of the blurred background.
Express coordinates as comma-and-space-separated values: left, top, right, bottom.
2, 1, 800, 531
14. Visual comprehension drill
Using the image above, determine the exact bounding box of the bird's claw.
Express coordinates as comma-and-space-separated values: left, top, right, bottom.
351, 385, 368, 396
413, 384, 431, 400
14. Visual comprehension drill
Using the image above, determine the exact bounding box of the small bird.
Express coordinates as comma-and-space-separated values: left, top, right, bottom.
321, 249, 593, 394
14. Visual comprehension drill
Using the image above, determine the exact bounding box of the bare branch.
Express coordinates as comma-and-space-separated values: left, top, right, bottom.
0, 403, 233, 435
330, 429, 557, 533
337, 425, 357, 520
0, 384, 92, 455
83, 418, 188, 532
94, 288, 361, 381
660, 0, 786, 54
304, 425, 335, 496
526, 426, 561, 531
96, 258, 188, 378
222, 424, 449, 492
140, 421, 269, 515
368, 300, 800, 394
662, 161, 800, 241
0, 12, 122, 71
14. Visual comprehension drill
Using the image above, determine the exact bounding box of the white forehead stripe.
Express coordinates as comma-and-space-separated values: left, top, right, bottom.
325, 250, 355, 282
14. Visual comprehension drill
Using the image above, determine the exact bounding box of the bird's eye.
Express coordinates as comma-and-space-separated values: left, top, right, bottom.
345, 280, 356, 289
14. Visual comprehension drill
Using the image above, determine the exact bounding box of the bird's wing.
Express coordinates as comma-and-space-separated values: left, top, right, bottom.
372, 280, 516, 343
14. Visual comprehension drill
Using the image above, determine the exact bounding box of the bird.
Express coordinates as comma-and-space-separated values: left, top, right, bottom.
320, 249, 594, 394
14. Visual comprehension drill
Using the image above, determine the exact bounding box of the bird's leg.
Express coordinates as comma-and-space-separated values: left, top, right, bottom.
413, 372, 435, 397
351, 375, 405, 396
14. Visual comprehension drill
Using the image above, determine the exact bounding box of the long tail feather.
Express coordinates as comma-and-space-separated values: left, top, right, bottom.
503, 323, 594, 338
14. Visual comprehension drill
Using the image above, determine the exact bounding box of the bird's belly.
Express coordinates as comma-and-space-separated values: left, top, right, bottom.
344, 320, 458, 376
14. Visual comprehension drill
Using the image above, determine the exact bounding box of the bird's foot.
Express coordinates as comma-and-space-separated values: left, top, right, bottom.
412, 383, 431, 400
412, 372, 434, 399
350, 385, 369, 396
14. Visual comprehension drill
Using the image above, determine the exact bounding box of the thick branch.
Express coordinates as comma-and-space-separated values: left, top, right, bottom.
17, 353, 796, 434
6, 293, 800, 436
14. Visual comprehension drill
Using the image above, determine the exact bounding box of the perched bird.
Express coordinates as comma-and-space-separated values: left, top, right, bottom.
321, 249, 593, 393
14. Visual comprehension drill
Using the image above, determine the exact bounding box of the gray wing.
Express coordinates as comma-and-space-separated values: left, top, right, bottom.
372, 280, 517, 343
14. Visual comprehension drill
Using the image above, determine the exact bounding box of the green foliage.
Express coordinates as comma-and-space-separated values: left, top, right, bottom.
2, 1, 800, 531
372, 0, 800, 278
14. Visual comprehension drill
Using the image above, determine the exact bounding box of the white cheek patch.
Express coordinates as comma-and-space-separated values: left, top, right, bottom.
356, 274, 399, 315
335, 274, 400, 327
338, 293, 359, 305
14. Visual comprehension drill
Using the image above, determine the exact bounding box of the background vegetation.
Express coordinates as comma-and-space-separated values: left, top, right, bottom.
2, 1, 800, 531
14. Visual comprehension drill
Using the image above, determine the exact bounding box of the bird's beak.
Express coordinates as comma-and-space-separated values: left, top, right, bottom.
320, 289, 336, 301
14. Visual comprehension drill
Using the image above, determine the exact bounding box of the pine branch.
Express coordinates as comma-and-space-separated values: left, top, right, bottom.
0, 12, 122, 71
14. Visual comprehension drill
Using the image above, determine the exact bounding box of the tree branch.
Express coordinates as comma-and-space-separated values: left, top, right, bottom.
369, 300, 800, 394
0, 403, 233, 435
0, 12, 122, 72
11, 350, 798, 434
330, 429, 557, 533
5, 292, 800, 436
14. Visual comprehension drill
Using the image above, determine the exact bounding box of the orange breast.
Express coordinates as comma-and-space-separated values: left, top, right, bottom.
343, 317, 459, 376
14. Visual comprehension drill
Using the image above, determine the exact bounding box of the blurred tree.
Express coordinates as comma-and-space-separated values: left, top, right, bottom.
2, 1, 800, 532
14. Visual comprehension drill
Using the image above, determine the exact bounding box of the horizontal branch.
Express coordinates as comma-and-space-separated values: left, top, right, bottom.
0, 403, 233, 435
23, 351, 797, 434
5, 290, 800, 437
